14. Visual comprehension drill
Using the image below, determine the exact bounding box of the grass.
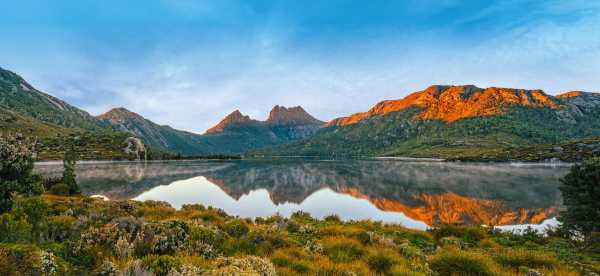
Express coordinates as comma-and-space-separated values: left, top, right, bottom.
429, 250, 497, 276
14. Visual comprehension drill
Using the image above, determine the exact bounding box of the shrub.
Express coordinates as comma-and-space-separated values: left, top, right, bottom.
324, 214, 342, 223
46, 215, 76, 242
142, 255, 182, 276
429, 250, 496, 276
0, 134, 43, 213
49, 183, 71, 196
356, 231, 373, 245
494, 250, 558, 269
367, 253, 395, 274
290, 211, 313, 223
432, 224, 487, 245
223, 219, 250, 238
559, 158, 600, 241
323, 237, 364, 263
62, 148, 80, 195
0, 212, 32, 242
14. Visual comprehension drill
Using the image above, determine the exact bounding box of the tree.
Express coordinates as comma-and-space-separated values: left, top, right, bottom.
62, 148, 80, 195
558, 158, 600, 241
0, 134, 43, 213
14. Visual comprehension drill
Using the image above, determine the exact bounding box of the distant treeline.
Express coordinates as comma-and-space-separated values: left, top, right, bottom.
146, 148, 241, 160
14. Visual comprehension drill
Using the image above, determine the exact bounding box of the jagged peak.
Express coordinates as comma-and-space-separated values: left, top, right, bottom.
205, 109, 255, 134
267, 105, 323, 125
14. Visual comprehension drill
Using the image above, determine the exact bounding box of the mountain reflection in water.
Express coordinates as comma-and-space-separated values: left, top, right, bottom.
35, 159, 568, 229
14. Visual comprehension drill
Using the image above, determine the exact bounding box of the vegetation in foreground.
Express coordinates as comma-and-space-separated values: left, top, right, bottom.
0, 196, 599, 275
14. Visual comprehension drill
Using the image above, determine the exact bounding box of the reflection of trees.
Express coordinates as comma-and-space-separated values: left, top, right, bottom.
35, 161, 232, 199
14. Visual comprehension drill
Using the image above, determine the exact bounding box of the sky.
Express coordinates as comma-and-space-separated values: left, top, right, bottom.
1, 0, 599, 133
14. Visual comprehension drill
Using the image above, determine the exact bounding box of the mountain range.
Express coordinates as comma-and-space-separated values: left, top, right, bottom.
2, 66, 599, 160
0, 67, 325, 159
97, 105, 323, 155
252, 85, 600, 160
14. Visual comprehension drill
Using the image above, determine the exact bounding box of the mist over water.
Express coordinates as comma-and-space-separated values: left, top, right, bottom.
35, 159, 569, 229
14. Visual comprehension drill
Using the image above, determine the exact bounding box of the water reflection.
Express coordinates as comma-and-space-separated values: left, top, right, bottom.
35, 159, 568, 228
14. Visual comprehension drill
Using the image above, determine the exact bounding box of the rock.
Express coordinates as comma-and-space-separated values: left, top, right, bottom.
124, 137, 146, 161
551, 146, 564, 153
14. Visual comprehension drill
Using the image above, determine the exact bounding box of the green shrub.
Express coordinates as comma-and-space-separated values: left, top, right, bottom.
49, 183, 71, 196
356, 231, 374, 245
432, 224, 487, 245
367, 253, 395, 274
324, 214, 341, 223
291, 211, 313, 223
142, 255, 182, 276
0, 212, 32, 242
286, 220, 300, 233
429, 251, 495, 276
223, 219, 250, 238
0, 134, 43, 212
494, 250, 558, 269
324, 239, 364, 263
46, 215, 76, 242
559, 158, 600, 241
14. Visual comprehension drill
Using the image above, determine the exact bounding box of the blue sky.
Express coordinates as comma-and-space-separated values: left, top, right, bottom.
2, 0, 599, 133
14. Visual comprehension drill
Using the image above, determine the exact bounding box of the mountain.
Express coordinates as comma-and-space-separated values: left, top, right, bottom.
97, 107, 213, 155
0, 68, 141, 160
97, 105, 324, 156
0, 67, 107, 130
205, 110, 259, 133
200, 106, 324, 154
252, 85, 600, 159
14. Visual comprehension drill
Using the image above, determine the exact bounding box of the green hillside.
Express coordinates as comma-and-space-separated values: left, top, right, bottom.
0, 68, 140, 160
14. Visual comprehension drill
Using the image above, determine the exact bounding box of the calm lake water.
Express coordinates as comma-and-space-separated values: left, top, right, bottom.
35, 159, 570, 230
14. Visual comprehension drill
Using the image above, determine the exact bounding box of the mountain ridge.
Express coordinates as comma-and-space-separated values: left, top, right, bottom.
206, 105, 324, 134
326, 85, 595, 127
252, 85, 600, 159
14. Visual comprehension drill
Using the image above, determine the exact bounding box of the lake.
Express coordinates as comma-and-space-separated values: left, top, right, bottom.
35, 159, 570, 231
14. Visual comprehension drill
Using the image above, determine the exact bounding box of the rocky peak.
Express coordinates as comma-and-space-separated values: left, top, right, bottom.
327, 85, 562, 127
267, 105, 323, 126
205, 110, 255, 134
97, 107, 144, 123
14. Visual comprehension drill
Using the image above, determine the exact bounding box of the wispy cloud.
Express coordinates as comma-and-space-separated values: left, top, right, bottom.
1, 0, 599, 133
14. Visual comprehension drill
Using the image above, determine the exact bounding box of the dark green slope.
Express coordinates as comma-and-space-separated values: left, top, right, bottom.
0, 68, 107, 130
97, 107, 213, 155
0, 68, 138, 160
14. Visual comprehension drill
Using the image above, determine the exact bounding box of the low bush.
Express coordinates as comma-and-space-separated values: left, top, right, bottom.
429, 250, 496, 276
323, 237, 364, 263
48, 183, 70, 196
431, 224, 488, 245
367, 253, 395, 274
494, 249, 558, 270
223, 219, 250, 238
142, 254, 182, 276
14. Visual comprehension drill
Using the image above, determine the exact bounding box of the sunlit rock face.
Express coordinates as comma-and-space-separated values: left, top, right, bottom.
206, 105, 323, 134
327, 85, 600, 126
205, 110, 258, 134
266, 105, 323, 126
